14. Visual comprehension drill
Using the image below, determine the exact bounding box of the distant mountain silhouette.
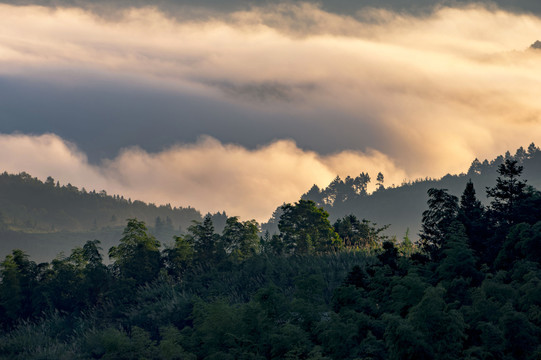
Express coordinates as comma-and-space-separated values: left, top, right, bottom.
3, 144, 541, 261
0, 173, 229, 262
262, 143, 541, 242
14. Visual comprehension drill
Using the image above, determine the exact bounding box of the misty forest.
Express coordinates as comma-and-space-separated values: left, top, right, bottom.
2, 148, 541, 359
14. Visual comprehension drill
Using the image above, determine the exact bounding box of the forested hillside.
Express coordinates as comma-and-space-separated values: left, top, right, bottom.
1, 157, 541, 359
0, 172, 231, 261
262, 143, 541, 239
2, 144, 540, 261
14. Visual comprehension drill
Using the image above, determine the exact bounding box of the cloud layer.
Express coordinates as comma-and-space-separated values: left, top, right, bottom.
0, 133, 405, 221
1, 3, 541, 221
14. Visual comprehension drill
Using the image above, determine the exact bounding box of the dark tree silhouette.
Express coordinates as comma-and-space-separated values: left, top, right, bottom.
458, 180, 487, 263
486, 159, 528, 228
419, 188, 458, 260
187, 214, 219, 263
334, 214, 388, 249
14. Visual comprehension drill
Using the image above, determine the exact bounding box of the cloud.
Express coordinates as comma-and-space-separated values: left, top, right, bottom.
0, 133, 405, 221
2, 0, 541, 19
1, 3, 541, 220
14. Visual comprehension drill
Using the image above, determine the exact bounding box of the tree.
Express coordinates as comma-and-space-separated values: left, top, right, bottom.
333, 214, 388, 249
352, 172, 371, 195
279, 200, 341, 254
406, 287, 467, 360
486, 159, 528, 227
344, 265, 368, 289
435, 222, 478, 286
80, 240, 109, 306
514, 146, 527, 163
460, 180, 483, 220
419, 188, 459, 260
398, 228, 414, 257
0, 250, 35, 327
467, 158, 483, 175
45, 252, 86, 313
163, 235, 194, 280
500, 306, 538, 359
221, 217, 259, 261
384, 315, 433, 360
321, 176, 348, 205
45, 176, 55, 187
495, 221, 541, 269
109, 219, 161, 285
48, 240, 110, 311
260, 206, 284, 236
458, 180, 487, 261
376, 172, 385, 190
527, 142, 539, 158
187, 214, 219, 263
377, 241, 399, 270
302, 184, 322, 204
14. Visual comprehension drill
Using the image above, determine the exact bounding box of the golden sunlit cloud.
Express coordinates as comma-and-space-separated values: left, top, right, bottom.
0, 134, 405, 221
1, 3, 541, 220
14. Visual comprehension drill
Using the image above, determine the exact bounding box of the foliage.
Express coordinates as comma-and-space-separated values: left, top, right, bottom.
162, 235, 194, 280
419, 188, 458, 260
186, 214, 220, 264
486, 159, 529, 227
109, 219, 161, 286
333, 214, 389, 250
3, 149, 541, 359
278, 200, 341, 254
221, 216, 260, 262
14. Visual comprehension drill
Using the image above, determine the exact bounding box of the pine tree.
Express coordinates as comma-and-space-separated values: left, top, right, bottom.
458, 180, 487, 262
486, 159, 528, 227
187, 214, 218, 263
527, 142, 539, 158
419, 188, 459, 260
467, 158, 482, 175
435, 222, 478, 285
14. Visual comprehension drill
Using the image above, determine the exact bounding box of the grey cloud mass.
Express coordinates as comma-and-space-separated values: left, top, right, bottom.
3, 0, 541, 17
0, 66, 388, 163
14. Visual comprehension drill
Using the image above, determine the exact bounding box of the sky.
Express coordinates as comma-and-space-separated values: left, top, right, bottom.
1, 0, 541, 222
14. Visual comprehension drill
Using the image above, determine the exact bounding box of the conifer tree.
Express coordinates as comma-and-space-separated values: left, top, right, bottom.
187, 214, 218, 263
458, 180, 487, 262
435, 222, 478, 285
419, 188, 459, 260
486, 159, 528, 228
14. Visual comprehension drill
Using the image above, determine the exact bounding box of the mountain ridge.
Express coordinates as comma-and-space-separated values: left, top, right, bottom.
0, 172, 230, 262
2, 143, 540, 261
262, 143, 541, 240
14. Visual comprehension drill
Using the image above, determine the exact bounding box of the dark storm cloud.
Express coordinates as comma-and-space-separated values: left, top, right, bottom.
3, 0, 541, 17
205, 80, 316, 103
0, 71, 387, 163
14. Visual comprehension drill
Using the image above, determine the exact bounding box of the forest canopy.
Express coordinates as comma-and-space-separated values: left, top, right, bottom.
2, 155, 541, 359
